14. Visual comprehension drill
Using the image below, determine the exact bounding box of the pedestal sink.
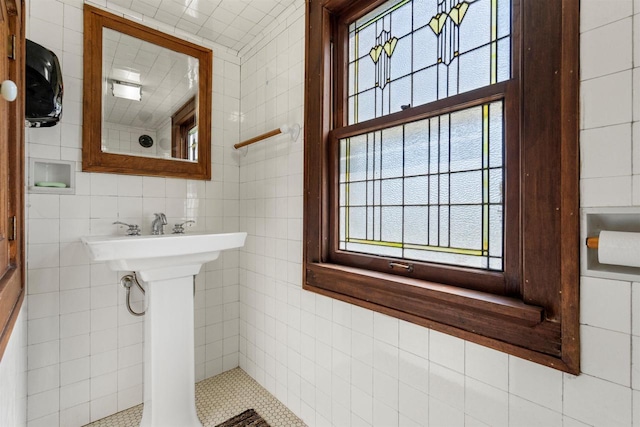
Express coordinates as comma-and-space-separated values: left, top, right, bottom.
81, 232, 247, 427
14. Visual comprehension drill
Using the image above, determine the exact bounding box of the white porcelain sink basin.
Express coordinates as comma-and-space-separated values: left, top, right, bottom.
80, 231, 247, 427
81, 232, 247, 281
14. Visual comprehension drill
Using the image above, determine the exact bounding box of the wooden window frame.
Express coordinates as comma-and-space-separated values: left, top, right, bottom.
171, 97, 197, 160
303, 0, 580, 372
0, 0, 25, 361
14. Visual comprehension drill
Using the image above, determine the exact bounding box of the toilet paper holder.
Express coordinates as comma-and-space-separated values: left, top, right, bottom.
585, 230, 640, 268
582, 207, 640, 281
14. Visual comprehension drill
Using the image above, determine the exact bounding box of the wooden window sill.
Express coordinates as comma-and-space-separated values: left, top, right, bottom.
304, 262, 575, 373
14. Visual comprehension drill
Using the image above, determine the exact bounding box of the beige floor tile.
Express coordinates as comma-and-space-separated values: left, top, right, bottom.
85, 368, 306, 427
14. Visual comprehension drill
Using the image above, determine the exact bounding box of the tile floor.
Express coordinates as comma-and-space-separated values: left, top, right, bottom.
84, 368, 306, 427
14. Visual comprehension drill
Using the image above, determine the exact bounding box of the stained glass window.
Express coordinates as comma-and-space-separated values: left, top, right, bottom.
339, 101, 504, 270
348, 0, 511, 125
340, 0, 510, 271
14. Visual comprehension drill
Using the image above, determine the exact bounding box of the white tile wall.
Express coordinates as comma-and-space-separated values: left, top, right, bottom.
21, 0, 242, 425
237, 0, 640, 426
3, 0, 640, 425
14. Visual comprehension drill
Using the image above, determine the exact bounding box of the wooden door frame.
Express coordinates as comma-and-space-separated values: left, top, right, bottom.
0, 0, 25, 361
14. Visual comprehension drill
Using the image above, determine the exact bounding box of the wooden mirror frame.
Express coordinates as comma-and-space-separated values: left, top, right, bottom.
82, 5, 212, 180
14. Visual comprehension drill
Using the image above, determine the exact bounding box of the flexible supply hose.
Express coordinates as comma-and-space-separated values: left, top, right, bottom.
120, 273, 146, 316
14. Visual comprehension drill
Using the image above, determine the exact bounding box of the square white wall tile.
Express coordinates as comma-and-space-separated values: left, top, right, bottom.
581, 276, 631, 333
60, 335, 90, 363
27, 292, 59, 320
508, 356, 563, 413
429, 397, 464, 427
60, 357, 90, 387
60, 403, 90, 427
429, 363, 464, 411
398, 350, 428, 395
28, 340, 59, 371
581, 176, 633, 207
508, 395, 562, 427
581, 0, 632, 33
398, 382, 429, 425
464, 341, 508, 391
60, 380, 90, 411
581, 70, 632, 130
27, 365, 59, 396
580, 325, 630, 386
429, 330, 464, 373
581, 18, 632, 81
27, 388, 59, 422
398, 321, 429, 359
563, 373, 632, 426
60, 311, 90, 339
465, 378, 508, 427
90, 393, 118, 423
581, 124, 632, 178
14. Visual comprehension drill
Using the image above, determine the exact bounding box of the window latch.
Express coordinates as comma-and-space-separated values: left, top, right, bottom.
389, 261, 413, 273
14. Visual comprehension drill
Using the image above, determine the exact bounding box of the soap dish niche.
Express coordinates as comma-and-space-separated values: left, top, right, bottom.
29, 158, 75, 194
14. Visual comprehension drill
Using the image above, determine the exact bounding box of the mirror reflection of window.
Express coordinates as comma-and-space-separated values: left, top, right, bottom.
171, 97, 197, 160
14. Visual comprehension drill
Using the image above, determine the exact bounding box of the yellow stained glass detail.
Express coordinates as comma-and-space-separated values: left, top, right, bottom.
369, 45, 383, 63
347, 238, 484, 256
428, 13, 448, 35
383, 37, 398, 57
482, 104, 490, 252
449, 2, 470, 26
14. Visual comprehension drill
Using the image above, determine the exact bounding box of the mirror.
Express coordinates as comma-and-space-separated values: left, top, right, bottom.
82, 5, 212, 180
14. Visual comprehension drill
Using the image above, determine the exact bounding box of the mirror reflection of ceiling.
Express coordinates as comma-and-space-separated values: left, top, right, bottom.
102, 28, 198, 130
99, 0, 300, 52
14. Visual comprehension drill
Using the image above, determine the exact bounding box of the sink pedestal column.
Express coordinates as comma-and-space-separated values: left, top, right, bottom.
140, 274, 202, 427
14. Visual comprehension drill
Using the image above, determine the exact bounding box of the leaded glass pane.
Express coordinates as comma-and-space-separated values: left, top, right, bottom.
404, 122, 430, 176
339, 101, 504, 270
404, 206, 429, 244
450, 205, 482, 250
428, 206, 439, 246
381, 179, 403, 205
349, 207, 367, 239
349, 182, 367, 206
381, 127, 404, 179
450, 171, 482, 205
429, 177, 439, 205
404, 176, 429, 205
489, 101, 503, 168
348, 0, 511, 125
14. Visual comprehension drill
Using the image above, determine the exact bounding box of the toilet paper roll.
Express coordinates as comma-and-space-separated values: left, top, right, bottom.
598, 231, 640, 268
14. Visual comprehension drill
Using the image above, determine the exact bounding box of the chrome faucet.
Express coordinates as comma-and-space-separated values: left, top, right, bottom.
151, 213, 167, 235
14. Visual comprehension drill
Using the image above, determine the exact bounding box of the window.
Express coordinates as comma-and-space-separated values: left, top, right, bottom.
304, 0, 580, 372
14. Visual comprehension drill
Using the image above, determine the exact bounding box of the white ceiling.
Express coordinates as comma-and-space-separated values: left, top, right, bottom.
107, 0, 300, 52
100, 0, 301, 130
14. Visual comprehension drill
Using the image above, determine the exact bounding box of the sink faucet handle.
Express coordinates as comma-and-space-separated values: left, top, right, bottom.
113, 221, 141, 236
172, 220, 195, 234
